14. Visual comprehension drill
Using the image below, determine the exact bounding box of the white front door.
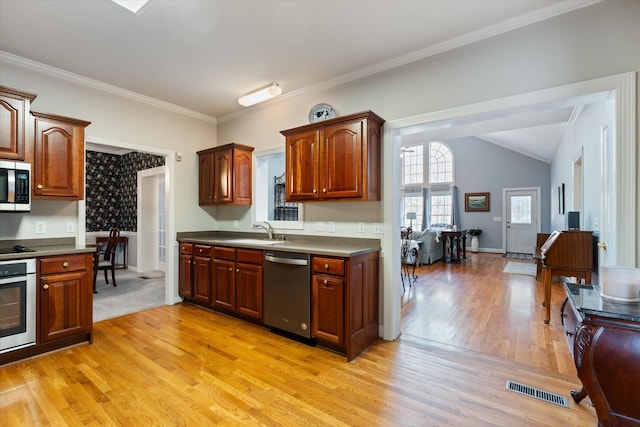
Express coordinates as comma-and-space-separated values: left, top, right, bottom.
505, 188, 539, 254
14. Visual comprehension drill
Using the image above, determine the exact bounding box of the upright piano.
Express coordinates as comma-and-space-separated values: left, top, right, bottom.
540, 230, 593, 324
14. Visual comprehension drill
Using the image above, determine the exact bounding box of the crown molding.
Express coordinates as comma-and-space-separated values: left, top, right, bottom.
0, 50, 217, 124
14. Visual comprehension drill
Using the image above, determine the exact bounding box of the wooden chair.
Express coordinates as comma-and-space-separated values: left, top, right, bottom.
93, 228, 120, 293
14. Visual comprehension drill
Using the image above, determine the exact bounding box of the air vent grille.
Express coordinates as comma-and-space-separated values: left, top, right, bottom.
506, 380, 569, 408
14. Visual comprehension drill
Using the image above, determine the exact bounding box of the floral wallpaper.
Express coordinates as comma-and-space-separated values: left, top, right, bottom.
86, 151, 165, 232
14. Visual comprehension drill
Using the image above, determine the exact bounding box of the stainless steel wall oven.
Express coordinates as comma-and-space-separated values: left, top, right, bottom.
0, 258, 36, 354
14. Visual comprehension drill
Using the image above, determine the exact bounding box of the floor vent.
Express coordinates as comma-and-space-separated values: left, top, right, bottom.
506, 380, 569, 408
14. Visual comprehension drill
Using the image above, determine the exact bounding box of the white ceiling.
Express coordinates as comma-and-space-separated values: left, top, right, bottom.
0, 0, 601, 161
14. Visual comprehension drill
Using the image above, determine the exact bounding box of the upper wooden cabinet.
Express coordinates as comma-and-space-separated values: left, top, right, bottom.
198, 143, 254, 205
0, 85, 37, 161
31, 111, 90, 200
281, 111, 384, 202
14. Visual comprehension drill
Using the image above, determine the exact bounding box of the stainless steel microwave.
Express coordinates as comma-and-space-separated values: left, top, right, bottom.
0, 160, 31, 212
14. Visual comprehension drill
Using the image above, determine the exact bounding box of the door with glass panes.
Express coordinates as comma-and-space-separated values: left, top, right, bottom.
505, 189, 538, 254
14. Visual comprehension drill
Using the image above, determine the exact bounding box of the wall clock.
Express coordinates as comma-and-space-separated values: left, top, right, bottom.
308, 103, 335, 123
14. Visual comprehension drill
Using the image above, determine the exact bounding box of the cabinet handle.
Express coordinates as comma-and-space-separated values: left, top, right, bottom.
43, 284, 49, 290
322, 188, 327, 193
236, 268, 239, 273
229, 267, 233, 271
313, 189, 317, 193
37, 184, 43, 189
323, 279, 327, 284
199, 248, 203, 253
62, 261, 69, 268
566, 330, 574, 337
324, 264, 329, 270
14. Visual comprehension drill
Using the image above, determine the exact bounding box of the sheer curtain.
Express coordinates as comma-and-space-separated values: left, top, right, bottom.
451, 185, 459, 227
422, 187, 429, 230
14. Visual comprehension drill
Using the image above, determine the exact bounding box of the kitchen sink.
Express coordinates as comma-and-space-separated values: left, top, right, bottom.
226, 238, 283, 246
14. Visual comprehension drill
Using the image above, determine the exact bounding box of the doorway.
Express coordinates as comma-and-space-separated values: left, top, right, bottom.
504, 188, 539, 255
138, 166, 166, 273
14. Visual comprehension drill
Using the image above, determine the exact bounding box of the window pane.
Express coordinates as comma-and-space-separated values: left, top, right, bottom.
402, 145, 424, 185
429, 142, 453, 183
430, 194, 452, 225
510, 196, 532, 224
402, 195, 423, 231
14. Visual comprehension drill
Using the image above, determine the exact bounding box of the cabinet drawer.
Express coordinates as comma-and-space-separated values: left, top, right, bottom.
213, 246, 236, 261
194, 245, 212, 257
313, 257, 345, 276
180, 243, 194, 254
561, 296, 582, 355
237, 248, 263, 264
39, 254, 89, 275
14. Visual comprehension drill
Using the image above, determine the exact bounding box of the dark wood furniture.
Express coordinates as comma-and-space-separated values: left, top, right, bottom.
178, 242, 194, 299
93, 228, 120, 292
533, 232, 550, 280
563, 283, 640, 426
281, 111, 384, 202
95, 234, 128, 269
312, 251, 379, 361
540, 230, 593, 323
30, 111, 90, 200
197, 143, 254, 205
0, 85, 37, 161
440, 230, 467, 263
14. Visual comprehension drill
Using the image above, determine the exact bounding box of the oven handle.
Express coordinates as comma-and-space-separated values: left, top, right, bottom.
0, 276, 26, 285
265, 255, 308, 266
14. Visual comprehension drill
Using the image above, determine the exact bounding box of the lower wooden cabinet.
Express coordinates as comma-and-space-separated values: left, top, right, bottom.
312, 251, 379, 361
178, 243, 193, 298
193, 245, 212, 305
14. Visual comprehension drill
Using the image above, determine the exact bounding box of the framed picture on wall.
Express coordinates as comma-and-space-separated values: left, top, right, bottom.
465, 192, 490, 212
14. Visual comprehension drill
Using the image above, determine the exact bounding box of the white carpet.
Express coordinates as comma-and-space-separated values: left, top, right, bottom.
503, 261, 537, 276
93, 270, 165, 322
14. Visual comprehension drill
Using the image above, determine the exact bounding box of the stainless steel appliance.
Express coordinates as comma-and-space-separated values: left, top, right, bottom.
264, 251, 311, 339
0, 258, 36, 354
0, 160, 31, 212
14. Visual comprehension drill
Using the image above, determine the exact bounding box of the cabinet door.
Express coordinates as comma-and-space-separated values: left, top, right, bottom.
32, 114, 87, 199
198, 152, 215, 205
40, 270, 92, 343
320, 121, 363, 200
286, 130, 319, 201
193, 256, 212, 305
213, 148, 233, 203
178, 253, 193, 298
0, 89, 34, 160
312, 274, 344, 345
212, 258, 235, 310
233, 148, 252, 205
236, 262, 263, 320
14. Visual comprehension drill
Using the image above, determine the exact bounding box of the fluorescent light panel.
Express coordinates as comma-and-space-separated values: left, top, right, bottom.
111, 0, 151, 14
238, 82, 282, 107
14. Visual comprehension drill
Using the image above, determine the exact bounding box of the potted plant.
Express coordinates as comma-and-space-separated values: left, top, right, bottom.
468, 228, 482, 253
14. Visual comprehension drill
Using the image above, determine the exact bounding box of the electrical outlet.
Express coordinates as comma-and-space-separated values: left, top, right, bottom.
358, 222, 365, 233
373, 223, 384, 233
327, 221, 335, 232
232, 220, 239, 229
35, 221, 47, 234
316, 221, 325, 232
66, 221, 75, 233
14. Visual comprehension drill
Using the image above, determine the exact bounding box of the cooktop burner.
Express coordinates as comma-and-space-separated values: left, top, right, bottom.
0, 246, 36, 254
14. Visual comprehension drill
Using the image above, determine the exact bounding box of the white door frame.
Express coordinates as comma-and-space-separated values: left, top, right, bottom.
502, 187, 541, 254
138, 166, 166, 273
382, 72, 636, 341
81, 137, 176, 307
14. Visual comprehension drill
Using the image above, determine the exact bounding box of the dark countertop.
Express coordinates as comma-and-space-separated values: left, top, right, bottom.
177, 231, 381, 257
565, 282, 640, 322
0, 237, 96, 261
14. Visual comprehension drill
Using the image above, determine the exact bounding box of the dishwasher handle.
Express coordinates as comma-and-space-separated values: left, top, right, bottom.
265, 255, 308, 266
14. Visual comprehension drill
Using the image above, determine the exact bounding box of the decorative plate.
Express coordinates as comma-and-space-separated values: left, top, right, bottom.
308, 103, 335, 123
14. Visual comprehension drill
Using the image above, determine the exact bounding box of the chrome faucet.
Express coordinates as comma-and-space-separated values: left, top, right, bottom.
251, 221, 275, 240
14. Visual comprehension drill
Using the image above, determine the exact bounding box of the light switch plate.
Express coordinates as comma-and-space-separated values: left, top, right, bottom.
373, 223, 384, 233
232, 220, 238, 229
358, 222, 365, 233
35, 221, 46, 234
316, 221, 325, 231
327, 221, 335, 232
66, 221, 75, 233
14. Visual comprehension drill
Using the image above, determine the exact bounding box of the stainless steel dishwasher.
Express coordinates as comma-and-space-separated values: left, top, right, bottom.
263, 250, 311, 339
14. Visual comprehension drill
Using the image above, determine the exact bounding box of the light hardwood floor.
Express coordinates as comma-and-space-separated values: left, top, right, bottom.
1, 253, 596, 426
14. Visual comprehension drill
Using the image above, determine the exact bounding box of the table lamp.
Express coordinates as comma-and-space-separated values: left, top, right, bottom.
406, 212, 417, 230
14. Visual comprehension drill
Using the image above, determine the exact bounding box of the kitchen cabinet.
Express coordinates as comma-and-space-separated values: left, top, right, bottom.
312, 251, 379, 360
178, 243, 194, 299
197, 143, 254, 205
38, 253, 93, 344
0, 85, 37, 160
212, 246, 263, 321
193, 244, 212, 305
31, 111, 91, 200
281, 111, 384, 202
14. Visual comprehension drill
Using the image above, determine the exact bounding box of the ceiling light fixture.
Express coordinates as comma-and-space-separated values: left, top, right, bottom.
238, 82, 282, 107
110, 0, 151, 14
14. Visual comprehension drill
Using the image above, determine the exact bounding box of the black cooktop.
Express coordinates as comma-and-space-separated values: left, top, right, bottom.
0, 246, 36, 254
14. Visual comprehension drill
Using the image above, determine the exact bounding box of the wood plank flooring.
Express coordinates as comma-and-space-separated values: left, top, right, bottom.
1, 253, 596, 425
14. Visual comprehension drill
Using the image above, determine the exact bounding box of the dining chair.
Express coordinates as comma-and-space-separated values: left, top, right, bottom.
93, 227, 120, 292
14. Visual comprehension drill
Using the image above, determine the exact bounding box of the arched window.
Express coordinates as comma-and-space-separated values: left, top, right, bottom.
401, 141, 454, 230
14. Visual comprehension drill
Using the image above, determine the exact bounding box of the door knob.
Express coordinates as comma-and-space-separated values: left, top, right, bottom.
43, 284, 49, 290
597, 242, 607, 250
37, 184, 43, 189
62, 261, 69, 268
